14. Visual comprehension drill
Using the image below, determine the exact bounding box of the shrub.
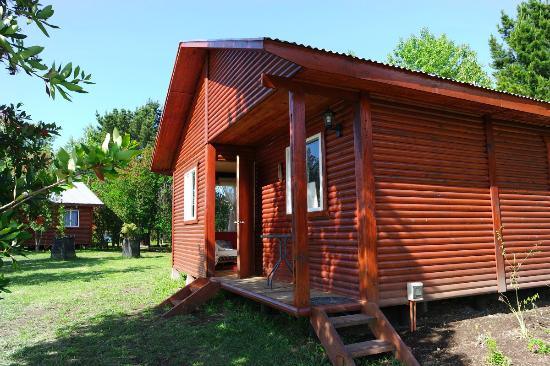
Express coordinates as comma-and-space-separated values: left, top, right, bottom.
485, 336, 511, 366
527, 337, 550, 355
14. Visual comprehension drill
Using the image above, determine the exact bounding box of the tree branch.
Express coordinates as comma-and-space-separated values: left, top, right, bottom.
0, 178, 67, 214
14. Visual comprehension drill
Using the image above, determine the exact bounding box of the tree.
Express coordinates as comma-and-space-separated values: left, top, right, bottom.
0, 0, 93, 100
387, 28, 492, 87
90, 147, 164, 247
489, 0, 550, 101
84, 102, 172, 248
85, 101, 160, 148
0, 1, 140, 294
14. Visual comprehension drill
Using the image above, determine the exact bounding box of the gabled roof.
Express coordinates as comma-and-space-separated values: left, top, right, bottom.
151, 37, 550, 173
50, 182, 103, 206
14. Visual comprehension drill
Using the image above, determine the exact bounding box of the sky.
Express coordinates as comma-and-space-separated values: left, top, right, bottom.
0, 0, 522, 149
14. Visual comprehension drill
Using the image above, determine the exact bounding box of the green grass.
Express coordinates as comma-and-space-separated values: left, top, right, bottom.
0, 251, 397, 366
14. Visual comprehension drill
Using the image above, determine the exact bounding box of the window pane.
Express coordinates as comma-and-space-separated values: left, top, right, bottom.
184, 168, 197, 220
306, 137, 321, 210
64, 211, 71, 227
71, 211, 79, 227
215, 185, 236, 232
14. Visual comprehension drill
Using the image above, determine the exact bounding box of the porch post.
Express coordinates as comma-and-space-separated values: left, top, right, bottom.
205, 143, 216, 277
484, 116, 507, 292
289, 90, 310, 308
353, 93, 379, 303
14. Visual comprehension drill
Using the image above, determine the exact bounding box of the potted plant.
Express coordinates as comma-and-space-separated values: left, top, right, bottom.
121, 223, 141, 258
51, 205, 76, 260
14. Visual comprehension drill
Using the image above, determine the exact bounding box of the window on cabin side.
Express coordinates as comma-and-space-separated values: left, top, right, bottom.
184, 167, 197, 221
64, 209, 79, 228
286, 133, 324, 214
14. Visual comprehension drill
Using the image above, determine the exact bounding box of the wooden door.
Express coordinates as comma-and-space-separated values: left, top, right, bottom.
237, 154, 254, 278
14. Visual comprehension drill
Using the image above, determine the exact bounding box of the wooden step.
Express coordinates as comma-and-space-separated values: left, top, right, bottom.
330, 313, 375, 329
345, 339, 395, 358
161, 280, 220, 318
170, 298, 183, 306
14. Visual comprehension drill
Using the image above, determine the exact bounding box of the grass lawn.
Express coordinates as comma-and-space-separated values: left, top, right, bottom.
0, 250, 397, 366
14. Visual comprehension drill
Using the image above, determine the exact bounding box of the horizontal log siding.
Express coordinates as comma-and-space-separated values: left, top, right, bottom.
256, 102, 359, 297
172, 73, 207, 278
493, 121, 550, 288
371, 102, 497, 305
207, 49, 300, 140
30, 205, 95, 247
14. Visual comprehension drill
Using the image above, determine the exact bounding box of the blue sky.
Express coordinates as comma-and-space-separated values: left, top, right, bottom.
0, 0, 521, 149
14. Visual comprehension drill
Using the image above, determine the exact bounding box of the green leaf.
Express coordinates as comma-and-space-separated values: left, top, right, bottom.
57, 148, 70, 164
74, 66, 80, 79
113, 128, 122, 147
60, 81, 84, 93
116, 150, 137, 162
56, 85, 71, 101
19, 45, 44, 59
60, 62, 72, 79
37, 5, 54, 20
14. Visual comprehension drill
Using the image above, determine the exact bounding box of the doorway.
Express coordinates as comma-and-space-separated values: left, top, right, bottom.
213, 154, 255, 278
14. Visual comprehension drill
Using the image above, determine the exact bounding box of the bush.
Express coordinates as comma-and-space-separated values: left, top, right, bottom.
527, 337, 550, 355
485, 336, 511, 366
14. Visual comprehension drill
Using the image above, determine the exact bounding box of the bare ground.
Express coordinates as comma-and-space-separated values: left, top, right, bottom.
392, 287, 550, 366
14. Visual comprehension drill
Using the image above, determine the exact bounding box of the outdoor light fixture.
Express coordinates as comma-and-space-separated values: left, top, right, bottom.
323, 108, 342, 137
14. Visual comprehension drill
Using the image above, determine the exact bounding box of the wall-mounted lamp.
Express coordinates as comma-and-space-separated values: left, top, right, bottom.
323, 108, 342, 137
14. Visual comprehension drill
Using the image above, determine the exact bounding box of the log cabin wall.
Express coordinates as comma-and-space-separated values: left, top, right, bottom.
255, 101, 360, 298
29, 205, 94, 247
492, 121, 550, 288
371, 100, 498, 306
207, 49, 301, 141
172, 70, 207, 278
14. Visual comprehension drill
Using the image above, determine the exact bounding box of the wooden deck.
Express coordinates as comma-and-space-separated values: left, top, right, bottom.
211, 275, 358, 316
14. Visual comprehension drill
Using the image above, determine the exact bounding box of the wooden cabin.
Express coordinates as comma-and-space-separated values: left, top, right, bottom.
29, 182, 103, 249
152, 38, 550, 365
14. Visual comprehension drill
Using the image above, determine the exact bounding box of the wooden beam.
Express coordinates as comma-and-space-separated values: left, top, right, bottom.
484, 116, 506, 293
353, 93, 379, 303
261, 74, 359, 101
289, 90, 310, 308
237, 154, 254, 278
264, 40, 550, 118
205, 144, 217, 277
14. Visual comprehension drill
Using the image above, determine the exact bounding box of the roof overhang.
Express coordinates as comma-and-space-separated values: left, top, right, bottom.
151, 38, 550, 174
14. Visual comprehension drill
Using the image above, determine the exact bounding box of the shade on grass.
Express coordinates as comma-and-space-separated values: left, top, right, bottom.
0, 251, 398, 366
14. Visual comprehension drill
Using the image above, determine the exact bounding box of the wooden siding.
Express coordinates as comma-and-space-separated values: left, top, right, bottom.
172, 71, 207, 278
255, 102, 360, 298
28, 205, 94, 247
207, 49, 301, 140
493, 121, 550, 288
371, 101, 498, 306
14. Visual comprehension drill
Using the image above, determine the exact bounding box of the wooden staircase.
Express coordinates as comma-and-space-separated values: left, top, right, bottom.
310, 302, 419, 366
158, 278, 220, 318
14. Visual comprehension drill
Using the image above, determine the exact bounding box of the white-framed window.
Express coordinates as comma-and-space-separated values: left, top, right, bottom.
64, 209, 79, 228
286, 133, 324, 214
183, 166, 197, 221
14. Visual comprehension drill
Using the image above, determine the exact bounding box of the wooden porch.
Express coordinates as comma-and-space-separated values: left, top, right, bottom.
211, 275, 360, 317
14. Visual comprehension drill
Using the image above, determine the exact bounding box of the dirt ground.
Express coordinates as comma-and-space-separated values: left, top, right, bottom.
390, 287, 550, 366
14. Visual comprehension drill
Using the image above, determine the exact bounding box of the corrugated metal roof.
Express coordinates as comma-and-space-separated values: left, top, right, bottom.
50, 182, 103, 206
263, 37, 549, 105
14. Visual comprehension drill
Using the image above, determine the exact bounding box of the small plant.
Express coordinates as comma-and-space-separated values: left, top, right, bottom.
121, 223, 140, 240
496, 227, 541, 338
485, 335, 512, 366
527, 337, 550, 355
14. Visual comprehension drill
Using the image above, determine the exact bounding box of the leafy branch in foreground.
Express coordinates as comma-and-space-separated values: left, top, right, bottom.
0, 106, 140, 293
0, 0, 93, 100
